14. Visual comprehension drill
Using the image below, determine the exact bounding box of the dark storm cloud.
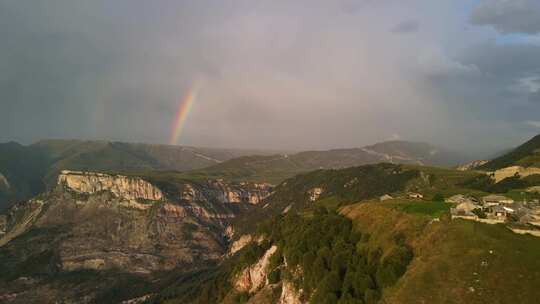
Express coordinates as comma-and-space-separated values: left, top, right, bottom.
530, 90, 540, 103
471, 0, 540, 34
1, 0, 540, 154
0, 0, 210, 144
391, 20, 419, 34
421, 41, 540, 150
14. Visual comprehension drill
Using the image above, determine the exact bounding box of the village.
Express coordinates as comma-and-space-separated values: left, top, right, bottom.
448, 193, 540, 236
379, 191, 540, 237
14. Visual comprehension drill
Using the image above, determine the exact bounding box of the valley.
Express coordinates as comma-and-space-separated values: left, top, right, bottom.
4, 1, 540, 303
1, 135, 540, 303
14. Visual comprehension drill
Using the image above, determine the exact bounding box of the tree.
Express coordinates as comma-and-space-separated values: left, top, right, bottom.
364, 289, 379, 304
432, 193, 444, 202
267, 269, 281, 284
472, 208, 487, 219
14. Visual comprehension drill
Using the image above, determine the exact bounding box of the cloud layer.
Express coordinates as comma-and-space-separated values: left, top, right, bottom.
471, 0, 540, 34
1, 0, 540, 155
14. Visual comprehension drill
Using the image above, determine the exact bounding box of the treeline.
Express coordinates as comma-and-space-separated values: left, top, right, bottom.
149, 208, 413, 304
257, 208, 413, 304
462, 174, 540, 193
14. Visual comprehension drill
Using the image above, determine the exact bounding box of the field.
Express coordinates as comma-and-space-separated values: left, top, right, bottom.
403, 165, 487, 198
384, 199, 452, 218
342, 202, 540, 304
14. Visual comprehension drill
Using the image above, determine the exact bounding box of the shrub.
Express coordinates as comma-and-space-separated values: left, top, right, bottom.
432, 193, 444, 202
472, 208, 487, 219
364, 289, 379, 304
267, 269, 281, 284
235, 292, 250, 303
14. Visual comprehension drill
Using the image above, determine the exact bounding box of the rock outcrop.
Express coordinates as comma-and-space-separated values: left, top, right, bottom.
0, 215, 6, 235
182, 179, 273, 205
1, 171, 276, 276
0, 170, 277, 303
235, 245, 278, 293
58, 170, 164, 201
33, 193, 227, 274
279, 281, 303, 304
456, 160, 488, 171
307, 187, 323, 202
0, 173, 9, 190
229, 234, 253, 256
0, 199, 45, 246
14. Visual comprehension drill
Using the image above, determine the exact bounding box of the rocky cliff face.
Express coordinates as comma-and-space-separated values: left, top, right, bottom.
0, 171, 274, 277
181, 179, 272, 205
234, 245, 278, 293
0, 170, 277, 303
279, 281, 303, 304
307, 187, 323, 202
0, 215, 6, 236
58, 170, 164, 201
229, 234, 254, 256
456, 160, 489, 171
0, 198, 46, 246
0, 173, 9, 191
232, 243, 305, 304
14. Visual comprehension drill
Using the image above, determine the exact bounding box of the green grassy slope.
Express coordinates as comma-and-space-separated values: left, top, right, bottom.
232, 163, 421, 236
183, 148, 387, 185
385, 199, 452, 218
343, 202, 540, 304
231, 163, 488, 238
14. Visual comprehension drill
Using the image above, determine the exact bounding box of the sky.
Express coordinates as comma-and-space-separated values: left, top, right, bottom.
1, 0, 540, 155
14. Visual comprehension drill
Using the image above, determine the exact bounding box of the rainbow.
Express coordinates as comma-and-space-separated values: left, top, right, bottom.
169, 84, 199, 145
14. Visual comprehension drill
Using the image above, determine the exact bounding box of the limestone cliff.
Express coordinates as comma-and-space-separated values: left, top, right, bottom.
0, 215, 6, 235
58, 170, 164, 201
307, 187, 323, 202
279, 281, 303, 304
232, 243, 305, 304
0, 199, 45, 246
234, 245, 278, 293
0, 171, 275, 276
456, 160, 488, 171
229, 234, 254, 256
181, 179, 273, 205
0, 173, 9, 191
0, 170, 278, 303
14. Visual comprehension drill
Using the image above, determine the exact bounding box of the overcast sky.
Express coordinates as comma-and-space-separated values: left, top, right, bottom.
1, 0, 540, 155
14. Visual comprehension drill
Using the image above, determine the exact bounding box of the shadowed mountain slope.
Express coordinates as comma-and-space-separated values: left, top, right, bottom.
481, 134, 540, 171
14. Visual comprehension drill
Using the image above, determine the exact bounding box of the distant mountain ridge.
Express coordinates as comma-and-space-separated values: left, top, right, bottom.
480, 134, 540, 171
0, 139, 468, 211
0, 140, 281, 211
191, 140, 470, 184
364, 140, 467, 166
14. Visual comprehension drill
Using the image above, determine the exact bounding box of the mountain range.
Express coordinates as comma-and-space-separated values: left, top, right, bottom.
0, 139, 468, 211
0, 140, 281, 211
2, 135, 540, 303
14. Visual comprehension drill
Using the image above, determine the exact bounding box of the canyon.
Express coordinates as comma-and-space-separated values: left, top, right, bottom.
0, 170, 274, 302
